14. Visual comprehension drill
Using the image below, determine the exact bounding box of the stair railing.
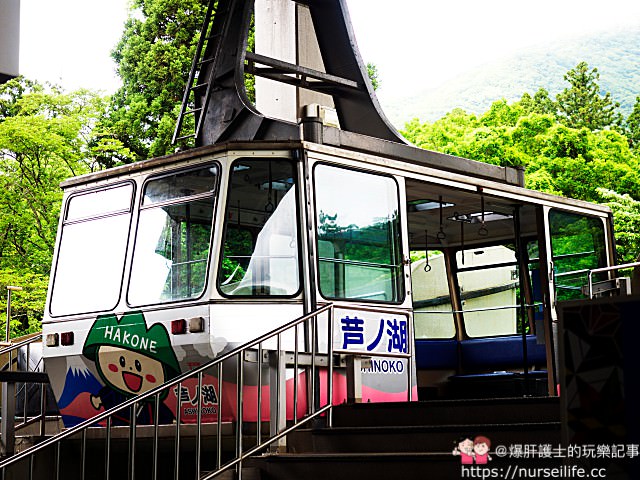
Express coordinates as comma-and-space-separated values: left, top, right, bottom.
0, 304, 337, 479
0, 334, 51, 456
0, 302, 414, 479
585, 261, 640, 298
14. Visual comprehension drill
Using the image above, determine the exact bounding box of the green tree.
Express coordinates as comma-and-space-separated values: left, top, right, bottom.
403, 90, 640, 210
0, 77, 110, 335
0, 271, 49, 338
555, 62, 621, 131
517, 88, 556, 116
528, 126, 640, 202
510, 113, 555, 158
597, 188, 640, 263
367, 62, 380, 91
626, 95, 640, 150
402, 109, 479, 154
532, 88, 557, 116
480, 99, 522, 127
104, 0, 209, 161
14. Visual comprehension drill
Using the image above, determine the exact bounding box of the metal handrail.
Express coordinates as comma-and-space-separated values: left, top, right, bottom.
0, 334, 42, 356
0, 303, 324, 461
0, 334, 50, 456
0, 303, 412, 477
0, 304, 372, 479
586, 261, 640, 299
414, 303, 542, 314
554, 262, 638, 279
318, 256, 402, 270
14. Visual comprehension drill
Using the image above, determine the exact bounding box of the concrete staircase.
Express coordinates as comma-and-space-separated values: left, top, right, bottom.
249, 397, 561, 480
2, 397, 562, 479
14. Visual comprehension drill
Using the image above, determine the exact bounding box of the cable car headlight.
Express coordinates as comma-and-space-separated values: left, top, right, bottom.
188, 316, 205, 333
46, 333, 59, 347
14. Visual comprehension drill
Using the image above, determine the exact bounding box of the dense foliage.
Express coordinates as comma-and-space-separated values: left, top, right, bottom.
402, 62, 640, 262
0, 78, 113, 337
555, 62, 621, 130
102, 0, 209, 162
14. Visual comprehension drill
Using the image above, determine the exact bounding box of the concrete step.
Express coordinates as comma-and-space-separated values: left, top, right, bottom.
287, 421, 561, 454
330, 396, 560, 427
1, 397, 562, 479
249, 452, 561, 480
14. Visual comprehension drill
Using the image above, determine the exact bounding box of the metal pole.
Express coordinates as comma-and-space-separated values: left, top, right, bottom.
513, 207, 530, 394
327, 306, 334, 427
5, 289, 9, 342
1, 381, 15, 456
5, 286, 22, 342
346, 356, 362, 404
1, 287, 21, 456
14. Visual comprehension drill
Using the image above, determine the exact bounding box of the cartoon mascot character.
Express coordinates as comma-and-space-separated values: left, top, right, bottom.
83, 311, 181, 425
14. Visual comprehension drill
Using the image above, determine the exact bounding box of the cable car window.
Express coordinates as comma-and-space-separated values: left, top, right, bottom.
412, 251, 455, 339
66, 184, 133, 221
218, 159, 300, 297
549, 210, 607, 301
128, 165, 219, 305
456, 246, 520, 337
315, 165, 403, 303
50, 183, 134, 316
142, 167, 217, 205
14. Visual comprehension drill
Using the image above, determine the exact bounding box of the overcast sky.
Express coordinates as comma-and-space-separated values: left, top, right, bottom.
18, 0, 640, 100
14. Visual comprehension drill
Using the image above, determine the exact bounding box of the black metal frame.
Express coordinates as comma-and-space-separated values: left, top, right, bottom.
173, 0, 406, 147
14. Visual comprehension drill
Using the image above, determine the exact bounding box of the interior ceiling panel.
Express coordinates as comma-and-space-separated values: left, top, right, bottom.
405, 179, 538, 249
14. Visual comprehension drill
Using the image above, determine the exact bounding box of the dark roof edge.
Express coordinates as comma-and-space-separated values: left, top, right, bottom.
322, 127, 524, 187
60, 141, 304, 188
60, 130, 524, 189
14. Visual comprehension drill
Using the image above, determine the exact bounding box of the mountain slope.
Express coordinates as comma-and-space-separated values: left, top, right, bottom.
382, 27, 640, 127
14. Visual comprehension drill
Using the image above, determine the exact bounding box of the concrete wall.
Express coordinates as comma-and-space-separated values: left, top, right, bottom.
0, 0, 20, 83
255, 0, 297, 122
254, 0, 334, 122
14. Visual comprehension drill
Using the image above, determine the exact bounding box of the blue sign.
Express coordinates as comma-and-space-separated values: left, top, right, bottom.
335, 309, 410, 355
